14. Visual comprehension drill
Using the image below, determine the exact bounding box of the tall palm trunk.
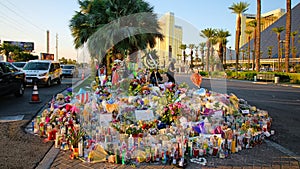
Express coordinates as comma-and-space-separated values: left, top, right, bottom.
285, 0, 291, 72
235, 14, 241, 71
247, 35, 251, 70
255, 0, 261, 72
291, 32, 297, 66
277, 35, 282, 72
206, 40, 210, 71
223, 46, 227, 66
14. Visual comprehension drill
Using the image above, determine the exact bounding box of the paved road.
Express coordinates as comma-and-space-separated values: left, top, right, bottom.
0, 71, 87, 121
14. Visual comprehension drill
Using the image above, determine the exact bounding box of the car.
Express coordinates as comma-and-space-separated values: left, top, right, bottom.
0, 62, 26, 97
12, 61, 27, 71
61, 64, 79, 78
22, 60, 62, 86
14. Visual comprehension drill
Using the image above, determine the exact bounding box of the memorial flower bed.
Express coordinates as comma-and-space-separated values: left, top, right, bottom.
32, 73, 273, 167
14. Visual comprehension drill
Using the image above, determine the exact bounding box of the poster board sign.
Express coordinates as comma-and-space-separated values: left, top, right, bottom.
99, 113, 112, 126
135, 109, 154, 121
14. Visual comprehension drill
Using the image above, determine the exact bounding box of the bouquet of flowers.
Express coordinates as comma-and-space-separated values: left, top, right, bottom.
160, 102, 184, 125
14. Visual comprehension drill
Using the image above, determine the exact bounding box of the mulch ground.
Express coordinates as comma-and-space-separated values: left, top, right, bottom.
0, 120, 52, 169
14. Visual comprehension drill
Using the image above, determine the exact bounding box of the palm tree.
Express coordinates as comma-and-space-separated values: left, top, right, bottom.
188, 44, 195, 68
70, 0, 163, 74
215, 29, 231, 68
291, 31, 298, 66
199, 42, 206, 65
229, 2, 250, 71
255, 0, 261, 72
285, 0, 291, 72
245, 29, 253, 70
179, 44, 187, 64
267, 46, 273, 59
200, 28, 216, 71
222, 39, 229, 67
210, 38, 218, 71
272, 26, 285, 72
248, 20, 257, 70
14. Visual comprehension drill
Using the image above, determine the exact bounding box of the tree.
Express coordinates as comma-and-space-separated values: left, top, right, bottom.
188, 44, 195, 68
200, 28, 216, 71
248, 20, 257, 70
285, 0, 291, 72
267, 46, 273, 59
215, 29, 231, 68
255, 0, 261, 72
272, 26, 285, 72
229, 2, 250, 71
291, 31, 298, 66
70, 0, 163, 75
199, 42, 206, 65
222, 39, 229, 66
179, 44, 187, 64
245, 29, 253, 70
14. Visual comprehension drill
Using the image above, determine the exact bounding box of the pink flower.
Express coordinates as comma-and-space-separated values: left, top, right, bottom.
171, 111, 175, 115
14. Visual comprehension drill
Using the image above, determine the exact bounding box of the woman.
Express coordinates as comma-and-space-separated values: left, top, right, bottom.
150, 68, 163, 86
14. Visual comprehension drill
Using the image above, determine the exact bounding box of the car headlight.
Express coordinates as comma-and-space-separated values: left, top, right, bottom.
39, 72, 48, 77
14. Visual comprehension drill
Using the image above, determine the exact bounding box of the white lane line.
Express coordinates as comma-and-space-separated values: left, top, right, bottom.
265, 139, 300, 162
0, 115, 24, 122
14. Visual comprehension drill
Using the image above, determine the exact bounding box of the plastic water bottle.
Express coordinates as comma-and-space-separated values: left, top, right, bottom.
128, 134, 134, 150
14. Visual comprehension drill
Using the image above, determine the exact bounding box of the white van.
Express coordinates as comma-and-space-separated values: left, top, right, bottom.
22, 60, 62, 86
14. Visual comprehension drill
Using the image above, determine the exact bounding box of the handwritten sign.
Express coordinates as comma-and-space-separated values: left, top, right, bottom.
241, 109, 250, 114
135, 109, 154, 121
99, 113, 112, 126
212, 110, 223, 119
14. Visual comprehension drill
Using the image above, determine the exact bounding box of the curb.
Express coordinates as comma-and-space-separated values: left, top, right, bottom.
36, 146, 60, 169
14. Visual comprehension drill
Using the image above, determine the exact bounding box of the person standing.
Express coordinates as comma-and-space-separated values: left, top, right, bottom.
167, 58, 176, 83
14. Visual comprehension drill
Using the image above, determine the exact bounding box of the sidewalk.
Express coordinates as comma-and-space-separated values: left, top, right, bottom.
45, 139, 300, 169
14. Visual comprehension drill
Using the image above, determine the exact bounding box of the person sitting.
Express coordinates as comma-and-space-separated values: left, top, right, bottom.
150, 68, 163, 86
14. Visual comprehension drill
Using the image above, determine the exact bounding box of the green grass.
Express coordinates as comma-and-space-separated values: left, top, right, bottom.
73, 75, 95, 93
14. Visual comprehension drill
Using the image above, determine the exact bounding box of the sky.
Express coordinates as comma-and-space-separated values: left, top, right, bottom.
0, 0, 299, 63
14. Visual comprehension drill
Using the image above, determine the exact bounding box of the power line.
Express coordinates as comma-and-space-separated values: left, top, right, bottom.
0, 1, 45, 32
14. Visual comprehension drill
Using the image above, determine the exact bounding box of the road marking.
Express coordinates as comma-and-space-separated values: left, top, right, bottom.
265, 139, 300, 162
252, 82, 268, 85
0, 115, 24, 122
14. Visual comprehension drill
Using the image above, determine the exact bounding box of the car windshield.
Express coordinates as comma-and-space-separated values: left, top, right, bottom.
62, 65, 75, 69
23, 62, 50, 70
12, 62, 26, 68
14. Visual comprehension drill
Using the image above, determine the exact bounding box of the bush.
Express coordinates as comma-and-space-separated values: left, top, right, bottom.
288, 73, 300, 84
199, 71, 208, 76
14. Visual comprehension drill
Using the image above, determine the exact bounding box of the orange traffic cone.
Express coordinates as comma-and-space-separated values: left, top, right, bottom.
29, 83, 41, 104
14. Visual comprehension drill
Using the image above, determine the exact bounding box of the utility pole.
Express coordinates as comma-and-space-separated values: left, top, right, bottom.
46, 30, 49, 54
56, 33, 58, 61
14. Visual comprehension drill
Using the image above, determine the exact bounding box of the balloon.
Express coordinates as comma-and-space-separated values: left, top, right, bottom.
190, 73, 202, 88
193, 88, 206, 97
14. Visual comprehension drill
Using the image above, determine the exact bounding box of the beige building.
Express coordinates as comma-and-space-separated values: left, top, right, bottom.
240, 8, 285, 47
153, 12, 183, 69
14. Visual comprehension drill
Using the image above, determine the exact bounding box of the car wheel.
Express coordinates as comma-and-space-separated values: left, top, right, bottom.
57, 77, 62, 84
46, 78, 51, 87
15, 82, 25, 97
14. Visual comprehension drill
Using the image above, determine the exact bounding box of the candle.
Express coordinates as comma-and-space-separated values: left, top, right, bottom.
231, 139, 236, 153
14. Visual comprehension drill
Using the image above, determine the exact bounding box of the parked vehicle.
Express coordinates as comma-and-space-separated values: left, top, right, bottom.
0, 62, 26, 97
22, 60, 62, 86
61, 64, 79, 78
12, 61, 27, 71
